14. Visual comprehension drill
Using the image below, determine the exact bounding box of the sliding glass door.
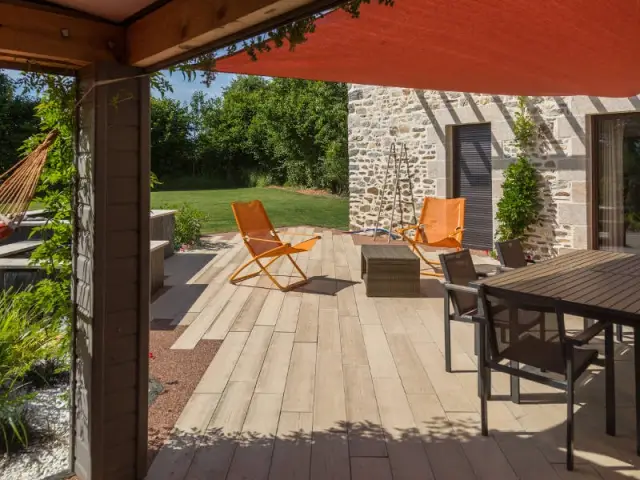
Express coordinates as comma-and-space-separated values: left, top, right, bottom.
595, 114, 640, 252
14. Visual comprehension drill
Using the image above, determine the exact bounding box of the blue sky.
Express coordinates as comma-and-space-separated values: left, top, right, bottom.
3, 68, 236, 103
160, 71, 235, 102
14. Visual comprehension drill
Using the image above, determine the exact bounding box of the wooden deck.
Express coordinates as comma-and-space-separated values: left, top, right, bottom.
147, 230, 640, 480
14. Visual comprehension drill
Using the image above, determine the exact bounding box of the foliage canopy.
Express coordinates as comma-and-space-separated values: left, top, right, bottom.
151, 76, 349, 194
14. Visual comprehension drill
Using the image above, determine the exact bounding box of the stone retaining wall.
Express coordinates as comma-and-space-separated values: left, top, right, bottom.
348, 86, 640, 256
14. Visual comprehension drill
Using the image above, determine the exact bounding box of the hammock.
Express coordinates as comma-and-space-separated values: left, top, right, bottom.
0, 130, 58, 240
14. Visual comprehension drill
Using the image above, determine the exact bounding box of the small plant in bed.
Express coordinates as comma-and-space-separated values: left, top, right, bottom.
164, 202, 209, 250
0, 290, 60, 453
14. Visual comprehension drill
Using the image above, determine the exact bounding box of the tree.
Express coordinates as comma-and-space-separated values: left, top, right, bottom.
151, 97, 194, 178
197, 76, 271, 184
256, 79, 348, 193
185, 76, 349, 193
0, 72, 39, 172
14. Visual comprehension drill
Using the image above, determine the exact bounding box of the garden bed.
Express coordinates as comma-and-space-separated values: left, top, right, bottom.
147, 318, 221, 468
0, 377, 71, 480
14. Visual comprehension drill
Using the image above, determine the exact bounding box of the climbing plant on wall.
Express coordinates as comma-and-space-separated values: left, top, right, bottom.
495, 96, 542, 242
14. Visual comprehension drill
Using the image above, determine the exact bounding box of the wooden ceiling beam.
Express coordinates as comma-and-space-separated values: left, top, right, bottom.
0, 2, 125, 70
126, 0, 318, 69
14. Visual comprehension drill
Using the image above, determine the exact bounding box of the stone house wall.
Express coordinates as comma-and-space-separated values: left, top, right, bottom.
348, 86, 640, 256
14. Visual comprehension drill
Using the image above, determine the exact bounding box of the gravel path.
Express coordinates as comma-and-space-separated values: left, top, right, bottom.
1, 386, 70, 480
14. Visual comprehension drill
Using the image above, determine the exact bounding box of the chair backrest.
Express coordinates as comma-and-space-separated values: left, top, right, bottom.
231, 200, 282, 256
495, 239, 527, 268
415, 197, 465, 245
478, 284, 567, 374
440, 249, 478, 316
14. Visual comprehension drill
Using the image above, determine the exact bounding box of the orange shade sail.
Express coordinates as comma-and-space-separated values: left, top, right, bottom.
215, 0, 640, 97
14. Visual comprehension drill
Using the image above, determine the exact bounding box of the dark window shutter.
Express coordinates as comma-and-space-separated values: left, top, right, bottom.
453, 124, 493, 250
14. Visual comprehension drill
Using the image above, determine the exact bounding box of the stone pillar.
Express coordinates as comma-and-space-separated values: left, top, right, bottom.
73, 62, 150, 480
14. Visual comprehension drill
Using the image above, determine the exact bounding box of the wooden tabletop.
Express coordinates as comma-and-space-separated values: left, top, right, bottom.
361, 244, 416, 261
475, 249, 640, 325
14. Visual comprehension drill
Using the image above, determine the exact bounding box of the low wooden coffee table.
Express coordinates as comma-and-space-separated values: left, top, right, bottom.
361, 245, 420, 297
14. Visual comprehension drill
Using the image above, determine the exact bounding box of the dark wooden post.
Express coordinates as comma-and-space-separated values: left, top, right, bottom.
73, 62, 150, 480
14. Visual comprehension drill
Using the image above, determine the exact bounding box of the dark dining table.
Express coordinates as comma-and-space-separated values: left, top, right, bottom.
473, 249, 640, 454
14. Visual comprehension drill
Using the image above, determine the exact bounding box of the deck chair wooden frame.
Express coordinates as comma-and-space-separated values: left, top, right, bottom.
229, 200, 320, 291
397, 197, 466, 277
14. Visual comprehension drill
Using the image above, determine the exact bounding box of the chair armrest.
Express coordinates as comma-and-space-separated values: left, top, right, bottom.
444, 282, 478, 295
446, 227, 465, 238
566, 320, 608, 346
245, 236, 281, 244
396, 224, 419, 234
275, 231, 320, 237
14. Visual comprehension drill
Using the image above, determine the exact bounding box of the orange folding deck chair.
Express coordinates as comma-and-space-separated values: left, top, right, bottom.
396, 197, 466, 276
229, 200, 321, 291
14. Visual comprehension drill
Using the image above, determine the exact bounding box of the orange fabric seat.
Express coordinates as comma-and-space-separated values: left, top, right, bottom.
229, 200, 320, 291
397, 197, 466, 276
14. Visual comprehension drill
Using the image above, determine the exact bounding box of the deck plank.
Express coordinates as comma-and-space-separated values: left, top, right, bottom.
275, 295, 302, 333
350, 458, 393, 480
295, 293, 319, 343
387, 333, 435, 395
230, 275, 271, 332
314, 309, 346, 431
229, 326, 274, 384
407, 393, 476, 480
269, 412, 313, 480
256, 289, 286, 326
255, 332, 295, 394
311, 308, 350, 480
373, 376, 435, 480
185, 381, 253, 480
361, 325, 399, 379
343, 364, 387, 458
282, 342, 317, 412
203, 283, 254, 340
146, 393, 221, 480
195, 332, 250, 394
339, 316, 368, 367
353, 283, 381, 325
226, 393, 283, 480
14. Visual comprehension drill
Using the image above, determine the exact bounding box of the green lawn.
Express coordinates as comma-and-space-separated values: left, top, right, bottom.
151, 187, 349, 234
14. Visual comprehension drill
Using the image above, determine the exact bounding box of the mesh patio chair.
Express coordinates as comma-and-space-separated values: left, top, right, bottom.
495, 239, 535, 272
439, 249, 545, 398
474, 284, 615, 471
496, 239, 625, 342
397, 197, 465, 277
229, 200, 321, 291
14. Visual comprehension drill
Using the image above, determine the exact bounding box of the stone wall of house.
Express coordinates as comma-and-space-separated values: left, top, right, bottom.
348, 86, 640, 256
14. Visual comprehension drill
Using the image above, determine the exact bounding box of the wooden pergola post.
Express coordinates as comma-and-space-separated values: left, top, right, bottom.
0, 2, 327, 478
73, 62, 150, 480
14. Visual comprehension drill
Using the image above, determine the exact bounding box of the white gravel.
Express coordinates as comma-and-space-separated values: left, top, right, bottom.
1, 386, 71, 480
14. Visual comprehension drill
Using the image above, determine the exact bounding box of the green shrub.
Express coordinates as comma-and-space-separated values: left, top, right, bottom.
496, 155, 541, 241
166, 203, 209, 249
248, 172, 274, 188
321, 140, 349, 195
495, 96, 542, 242
0, 290, 60, 451
150, 171, 162, 190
